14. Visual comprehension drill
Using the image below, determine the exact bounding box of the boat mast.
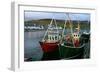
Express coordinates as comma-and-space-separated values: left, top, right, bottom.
42, 16, 59, 42
77, 20, 80, 34
54, 19, 59, 40
61, 18, 67, 43
42, 18, 53, 41
67, 13, 75, 47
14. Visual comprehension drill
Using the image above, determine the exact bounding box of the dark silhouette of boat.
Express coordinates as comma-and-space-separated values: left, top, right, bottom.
59, 14, 85, 59
59, 41, 85, 59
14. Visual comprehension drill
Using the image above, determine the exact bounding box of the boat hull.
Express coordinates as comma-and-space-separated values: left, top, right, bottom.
59, 43, 85, 59
39, 41, 59, 53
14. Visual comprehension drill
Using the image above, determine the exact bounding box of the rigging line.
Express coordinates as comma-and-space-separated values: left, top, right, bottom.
60, 16, 68, 44
42, 17, 54, 41
62, 17, 68, 36
76, 15, 80, 34
54, 19, 58, 31
67, 13, 75, 47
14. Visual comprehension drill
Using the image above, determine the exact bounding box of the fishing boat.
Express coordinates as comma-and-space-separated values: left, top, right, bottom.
39, 18, 61, 53
59, 14, 85, 59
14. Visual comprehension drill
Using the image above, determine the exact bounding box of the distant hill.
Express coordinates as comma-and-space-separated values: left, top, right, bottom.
25, 19, 64, 25
24, 19, 90, 29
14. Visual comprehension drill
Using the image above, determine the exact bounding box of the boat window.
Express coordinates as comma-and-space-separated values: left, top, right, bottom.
52, 36, 54, 40
50, 36, 52, 40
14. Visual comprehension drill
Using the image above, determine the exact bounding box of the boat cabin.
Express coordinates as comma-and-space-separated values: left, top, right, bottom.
72, 33, 80, 47
46, 30, 60, 43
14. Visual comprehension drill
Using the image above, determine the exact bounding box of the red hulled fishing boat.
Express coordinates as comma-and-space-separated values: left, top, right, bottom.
39, 18, 60, 53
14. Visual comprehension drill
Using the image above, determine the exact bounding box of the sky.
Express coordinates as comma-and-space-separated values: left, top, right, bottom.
24, 11, 90, 21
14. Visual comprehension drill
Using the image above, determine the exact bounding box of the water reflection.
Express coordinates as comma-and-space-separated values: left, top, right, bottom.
24, 29, 90, 61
